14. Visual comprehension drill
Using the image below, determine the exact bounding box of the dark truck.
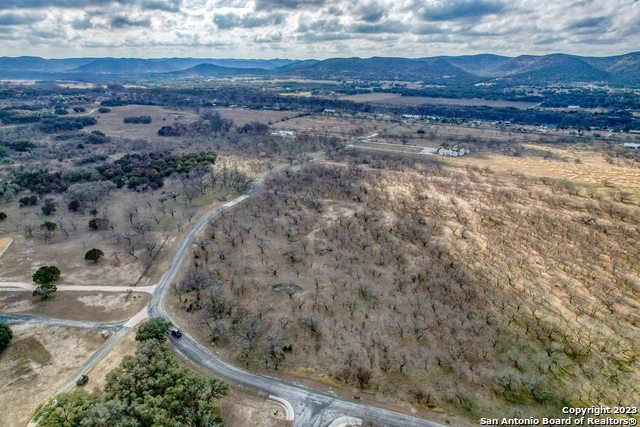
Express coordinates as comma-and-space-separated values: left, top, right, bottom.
76, 375, 89, 386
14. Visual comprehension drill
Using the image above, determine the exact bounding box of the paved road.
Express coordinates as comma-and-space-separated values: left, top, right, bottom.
54, 326, 130, 395
5, 120, 445, 426
148, 121, 447, 426
0, 313, 132, 398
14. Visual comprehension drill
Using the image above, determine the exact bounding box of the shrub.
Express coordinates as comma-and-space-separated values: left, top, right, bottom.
123, 116, 152, 124
136, 318, 172, 342
41, 198, 57, 215
54, 108, 69, 115
33, 283, 57, 299
73, 107, 86, 113
85, 248, 104, 263
32, 266, 61, 285
0, 212, 6, 221
98, 107, 111, 113
19, 194, 38, 207
88, 217, 110, 230
0, 323, 12, 352
40, 221, 57, 231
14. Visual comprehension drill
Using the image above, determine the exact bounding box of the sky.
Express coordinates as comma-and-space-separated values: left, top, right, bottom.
0, 0, 638, 59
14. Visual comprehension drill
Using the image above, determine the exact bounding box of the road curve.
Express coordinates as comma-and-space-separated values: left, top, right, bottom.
148, 121, 447, 427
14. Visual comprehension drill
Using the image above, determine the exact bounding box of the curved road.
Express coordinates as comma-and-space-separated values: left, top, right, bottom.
3, 121, 446, 426
148, 122, 446, 426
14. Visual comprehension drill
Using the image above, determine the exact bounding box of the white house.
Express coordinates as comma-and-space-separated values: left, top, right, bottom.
402, 114, 421, 120
623, 143, 640, 149
271, 130, 295, 137
437, 147, 468, 157
323, 109, 336, 114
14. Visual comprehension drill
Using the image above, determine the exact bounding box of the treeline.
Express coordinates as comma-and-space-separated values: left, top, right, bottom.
35, 320, 229, 427
9, 151, 217, 194
123, 115, 152, 124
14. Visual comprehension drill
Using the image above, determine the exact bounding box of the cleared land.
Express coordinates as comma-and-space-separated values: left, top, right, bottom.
341, 93, 539, 109
214, 107, 299, 126
85, 104, 200, 141
274, 114, 387, 138
0, 237, 10, 255
0, 324, 106, 427
0, 291, 149, 322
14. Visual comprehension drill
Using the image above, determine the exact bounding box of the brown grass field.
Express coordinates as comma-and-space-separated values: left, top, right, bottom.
84, 104, 200, 141
0, 237, 10, 255
341, 93, 540, 109
0, 324, 106, 427
214, 107, 300, 126
0, 291, 149, 322
274, 114, 387, 138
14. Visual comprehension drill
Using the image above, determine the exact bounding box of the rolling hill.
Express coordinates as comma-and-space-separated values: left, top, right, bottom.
0, 53, 638, 86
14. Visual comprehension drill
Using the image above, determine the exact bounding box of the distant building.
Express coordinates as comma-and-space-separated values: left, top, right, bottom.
271, 130, 295, 137
437, 147, 468, 157
323, 109, 336, 114
402, 114, 421, 119
623, 143, 640, 149
568, 105, 581, 109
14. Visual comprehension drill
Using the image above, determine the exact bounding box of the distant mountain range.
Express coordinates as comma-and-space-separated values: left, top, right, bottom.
1, 53, 639, 86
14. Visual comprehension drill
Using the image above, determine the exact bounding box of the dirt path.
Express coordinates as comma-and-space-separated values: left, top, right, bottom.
0, 238, 12, 258
0, 282, 156, 293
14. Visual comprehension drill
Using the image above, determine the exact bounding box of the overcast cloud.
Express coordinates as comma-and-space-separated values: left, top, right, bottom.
0, 0, 637, 58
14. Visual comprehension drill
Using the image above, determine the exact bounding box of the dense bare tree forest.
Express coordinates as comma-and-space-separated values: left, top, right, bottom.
173, 150, 640, 421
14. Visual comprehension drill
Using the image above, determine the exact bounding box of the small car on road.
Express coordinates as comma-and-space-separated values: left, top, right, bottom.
170, 328, 182, 338
76, 375, 89, 386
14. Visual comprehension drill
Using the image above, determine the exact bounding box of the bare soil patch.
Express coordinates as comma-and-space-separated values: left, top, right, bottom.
0, 237, 10, 255
0, 324, 106, 427
0, 291, 149, 322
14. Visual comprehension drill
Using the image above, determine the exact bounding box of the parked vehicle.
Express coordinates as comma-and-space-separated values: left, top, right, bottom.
76, 375, 89, 386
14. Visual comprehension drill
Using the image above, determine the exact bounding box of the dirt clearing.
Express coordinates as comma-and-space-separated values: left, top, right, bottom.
214, 107, 299, 126
0, 291, 149, 322
0, 238, 11, 256
0, 324, 106, 427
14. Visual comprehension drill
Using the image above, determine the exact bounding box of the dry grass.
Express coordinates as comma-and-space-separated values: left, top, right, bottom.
451, 149, 640, 191
214, 107, 299, 126
0, 237, 10, 255
85, 327, 138, 391
87, 104, 200, 142
0, 291, 149, 322
0, 181, 233, 288
0, 324, 106, 427
275, 114, 385, 138
340, 93, 539, 109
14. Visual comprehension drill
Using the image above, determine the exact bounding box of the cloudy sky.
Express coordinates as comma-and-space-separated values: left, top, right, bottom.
0, 0, 638, 59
